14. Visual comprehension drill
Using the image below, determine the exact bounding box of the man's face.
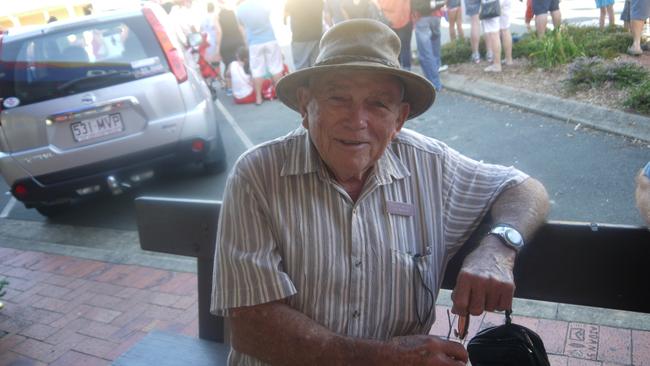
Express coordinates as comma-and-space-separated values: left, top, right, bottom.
298, 70, 410, 183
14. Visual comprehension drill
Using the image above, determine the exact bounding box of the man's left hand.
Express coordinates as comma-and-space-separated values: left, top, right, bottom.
450, 235, 517, 316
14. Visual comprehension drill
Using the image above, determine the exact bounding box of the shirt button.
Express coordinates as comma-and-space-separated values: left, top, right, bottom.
354, 260, 362, 268
352, 310, 360, 318
352, 208, 357, 215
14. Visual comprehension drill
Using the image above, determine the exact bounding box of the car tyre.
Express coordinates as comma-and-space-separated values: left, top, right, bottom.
203, 157, 227, 174
35, 203, 70, 217
202, 137, 227, 174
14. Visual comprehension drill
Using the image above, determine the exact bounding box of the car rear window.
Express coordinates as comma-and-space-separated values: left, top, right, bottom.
0, 15, 170, 107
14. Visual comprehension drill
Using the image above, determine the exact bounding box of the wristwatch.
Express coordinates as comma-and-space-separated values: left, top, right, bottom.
488, 224, 525, 252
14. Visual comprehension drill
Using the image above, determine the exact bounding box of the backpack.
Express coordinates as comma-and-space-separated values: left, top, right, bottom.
467, 310, 551, 366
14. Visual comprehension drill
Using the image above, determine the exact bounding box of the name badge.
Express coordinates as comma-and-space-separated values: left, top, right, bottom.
386, 201, 415, 217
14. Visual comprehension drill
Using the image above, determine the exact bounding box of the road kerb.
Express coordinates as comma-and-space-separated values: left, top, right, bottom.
441, 73, 650, 143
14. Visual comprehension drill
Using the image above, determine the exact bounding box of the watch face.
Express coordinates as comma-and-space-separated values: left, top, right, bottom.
505, 229, 523, 246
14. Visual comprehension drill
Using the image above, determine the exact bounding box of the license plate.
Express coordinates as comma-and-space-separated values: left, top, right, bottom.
71, 113, 124, 142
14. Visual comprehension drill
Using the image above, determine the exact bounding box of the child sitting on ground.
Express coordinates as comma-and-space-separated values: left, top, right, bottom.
229, 47, 275, 104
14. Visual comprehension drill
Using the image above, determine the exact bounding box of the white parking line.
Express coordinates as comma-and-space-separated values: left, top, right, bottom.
0, 197, 17, 218
216, 99, 254, 149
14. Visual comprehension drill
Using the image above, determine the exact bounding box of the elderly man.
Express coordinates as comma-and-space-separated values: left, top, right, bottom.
212, 19, 549, 365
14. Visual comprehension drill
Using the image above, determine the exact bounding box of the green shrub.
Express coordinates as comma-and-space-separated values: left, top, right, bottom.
585, 33, 633, 59
512, 32, 539, 59
441, 38, 487, 65
567, 25, 631, 59
441, 39, 471, 65
606, 61, 649, 88
512, 26, 631, 66
528, 28, 584, 69
565, 57, 607, 91
566, 57, 648, 92
625, 80, 650, 114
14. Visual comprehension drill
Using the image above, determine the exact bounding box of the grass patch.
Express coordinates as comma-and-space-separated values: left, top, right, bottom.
444, 26, 630, 67
527, 28, 584, 69
565, 57, 607, 92
607, 61, 649, 88
441, 38, 487, 65
512, 33, 539, 59
512, 26, 632, 68
565, 57, 648, 92
625, 80, 650, 114
566, 25, 632, 58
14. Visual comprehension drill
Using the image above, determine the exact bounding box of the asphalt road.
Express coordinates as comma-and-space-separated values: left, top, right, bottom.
0, 89, 647, 231
0, 0, 646, 234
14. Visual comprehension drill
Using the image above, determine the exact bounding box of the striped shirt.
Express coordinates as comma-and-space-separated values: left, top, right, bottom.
211, 127, 528, 365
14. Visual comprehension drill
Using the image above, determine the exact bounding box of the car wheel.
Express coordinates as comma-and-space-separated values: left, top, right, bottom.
202, 137, 227, 174
35, 203, 70, 217
203, 157, 227, 174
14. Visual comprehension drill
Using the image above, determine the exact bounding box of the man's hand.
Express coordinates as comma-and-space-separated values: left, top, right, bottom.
450, 177, 549, 317
451, 235, 516, 316
388, 335, 468, 366
230, 301, 469, 366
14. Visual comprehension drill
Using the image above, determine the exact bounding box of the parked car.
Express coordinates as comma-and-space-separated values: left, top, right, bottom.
0, 3, 227, 216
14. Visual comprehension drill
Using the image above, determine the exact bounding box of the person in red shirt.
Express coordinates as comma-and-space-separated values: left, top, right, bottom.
378, 0, 413, 70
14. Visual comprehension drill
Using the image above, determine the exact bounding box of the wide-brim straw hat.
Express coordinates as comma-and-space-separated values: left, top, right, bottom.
276, 19, 435, 120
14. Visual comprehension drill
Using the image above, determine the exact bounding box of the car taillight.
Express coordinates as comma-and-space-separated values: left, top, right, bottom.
13, 184, 28, 200
191, 139, 205, 152
142, 6, 188, 83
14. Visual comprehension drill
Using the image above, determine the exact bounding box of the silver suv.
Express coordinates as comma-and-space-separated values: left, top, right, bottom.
0, 4, 226, 216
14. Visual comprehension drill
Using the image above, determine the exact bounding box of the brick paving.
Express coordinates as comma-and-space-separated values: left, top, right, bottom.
431, 309, 650, 366
0, 247, 198, 365
0, 246, 648, 365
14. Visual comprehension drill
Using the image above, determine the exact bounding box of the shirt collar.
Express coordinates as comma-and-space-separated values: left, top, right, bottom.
281, 128, 410, 184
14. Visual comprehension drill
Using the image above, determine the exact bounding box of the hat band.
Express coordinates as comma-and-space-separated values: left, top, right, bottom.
315, 55, 400, 69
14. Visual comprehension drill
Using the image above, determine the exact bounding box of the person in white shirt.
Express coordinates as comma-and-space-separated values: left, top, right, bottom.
229, 47, 273, 104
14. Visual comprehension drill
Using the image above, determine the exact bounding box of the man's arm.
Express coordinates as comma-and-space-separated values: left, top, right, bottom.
451, 177, 549, 316
230, 300, 468, 366
636, 165, 650, 226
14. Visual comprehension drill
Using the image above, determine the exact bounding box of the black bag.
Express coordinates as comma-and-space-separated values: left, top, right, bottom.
467, 311, 551, 366
479, 0, 501, 20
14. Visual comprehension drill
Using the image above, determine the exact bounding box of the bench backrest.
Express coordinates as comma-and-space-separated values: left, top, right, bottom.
136, 196, 650, 343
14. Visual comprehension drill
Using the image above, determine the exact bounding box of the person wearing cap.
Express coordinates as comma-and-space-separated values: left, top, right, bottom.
211, 19, 549, 365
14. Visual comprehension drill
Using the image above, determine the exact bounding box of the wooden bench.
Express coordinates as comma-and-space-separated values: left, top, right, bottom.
113, 196, 650, 365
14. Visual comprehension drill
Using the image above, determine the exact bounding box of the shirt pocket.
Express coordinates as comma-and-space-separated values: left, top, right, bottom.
387, 247, 437, 336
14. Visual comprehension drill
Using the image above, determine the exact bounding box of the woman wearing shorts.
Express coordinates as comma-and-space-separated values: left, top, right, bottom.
482, 0, 512, 72
446, 0, 464, 41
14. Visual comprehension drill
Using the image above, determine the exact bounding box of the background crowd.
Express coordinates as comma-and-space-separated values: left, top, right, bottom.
160, 0, 649, 101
